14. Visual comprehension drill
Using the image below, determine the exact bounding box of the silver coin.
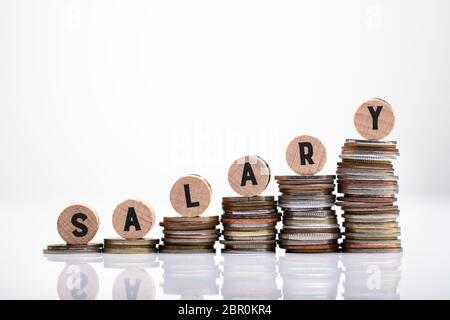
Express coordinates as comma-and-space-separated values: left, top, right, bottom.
275, 175, 335, 181
345, 139, 397, 145
283, 210, 336, 218
279, 233, 341, 241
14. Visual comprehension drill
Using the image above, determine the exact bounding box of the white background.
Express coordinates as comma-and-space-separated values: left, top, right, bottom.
1, 0, 450, 299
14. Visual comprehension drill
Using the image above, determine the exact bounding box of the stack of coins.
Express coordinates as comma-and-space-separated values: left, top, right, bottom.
220, 196, 280, 253
103, 238, 159, 254
43, 243, 103, 254
277, 135, 341, 253
276, 175, 341, 253
337, 139, 401, 252
159, 216, 220, 253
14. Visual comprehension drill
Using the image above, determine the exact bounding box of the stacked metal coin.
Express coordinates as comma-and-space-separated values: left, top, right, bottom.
103, 238, 159, 254
220, 196, 280, 253
337, 139, 401, 253
276, 175, 341, 253
43, 243, 103, 254
159, 216, 220, 253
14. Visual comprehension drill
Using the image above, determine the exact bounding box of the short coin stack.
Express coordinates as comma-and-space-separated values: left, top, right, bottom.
103, 238, 159, 254
276, 175, 341, 253
43, 243, 103, 254
220, 196, 280, 253
337, 139, 401, 253
159, 216, 220, 253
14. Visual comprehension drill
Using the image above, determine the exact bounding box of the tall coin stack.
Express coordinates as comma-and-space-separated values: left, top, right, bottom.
276, 175, 340, 253
278, 135, 341, 253
338, 99, 401, 253
161, 175, 220, 253
221, 155, 279, 253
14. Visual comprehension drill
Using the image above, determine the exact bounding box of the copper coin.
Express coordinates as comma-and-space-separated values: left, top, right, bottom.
222, 196, 275, 202
221, 217, 280, 225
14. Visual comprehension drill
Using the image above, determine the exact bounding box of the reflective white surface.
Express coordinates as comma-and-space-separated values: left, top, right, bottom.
41, 252, 403, 300
0, 196, 447, 299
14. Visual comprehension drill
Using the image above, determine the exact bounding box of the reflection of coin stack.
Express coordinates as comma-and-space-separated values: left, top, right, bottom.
221, 254, 281, 300
342, 253, 402, 299
220, 196, 280, 253
44, 254, 101, 300
160, 254, 220, 299
337, 140, 401, 252
278, 254, 341, 299
104, 254, 159, 300
159, 216, 220, 253
276, 176, 340, 253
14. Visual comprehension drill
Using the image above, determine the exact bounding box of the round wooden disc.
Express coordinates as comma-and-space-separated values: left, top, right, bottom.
354, 98, 395, 140
169, 174, 212, 217
112, 199, 155, 239
57, 204, 99, 245
285, 135, 327, 175
227, 155, 271, 197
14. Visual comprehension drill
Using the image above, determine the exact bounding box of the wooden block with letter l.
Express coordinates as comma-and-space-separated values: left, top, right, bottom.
169, 174, 212, 217
160, 174, 219, 253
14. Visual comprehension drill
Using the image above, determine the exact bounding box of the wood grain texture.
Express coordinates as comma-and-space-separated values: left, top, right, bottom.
112, 199, 155, 239
57, 204, 99, 245
285, 135, 327, 175
228, 155, 271, 197
169, 174, 212, 217
354, 98, 395, 140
